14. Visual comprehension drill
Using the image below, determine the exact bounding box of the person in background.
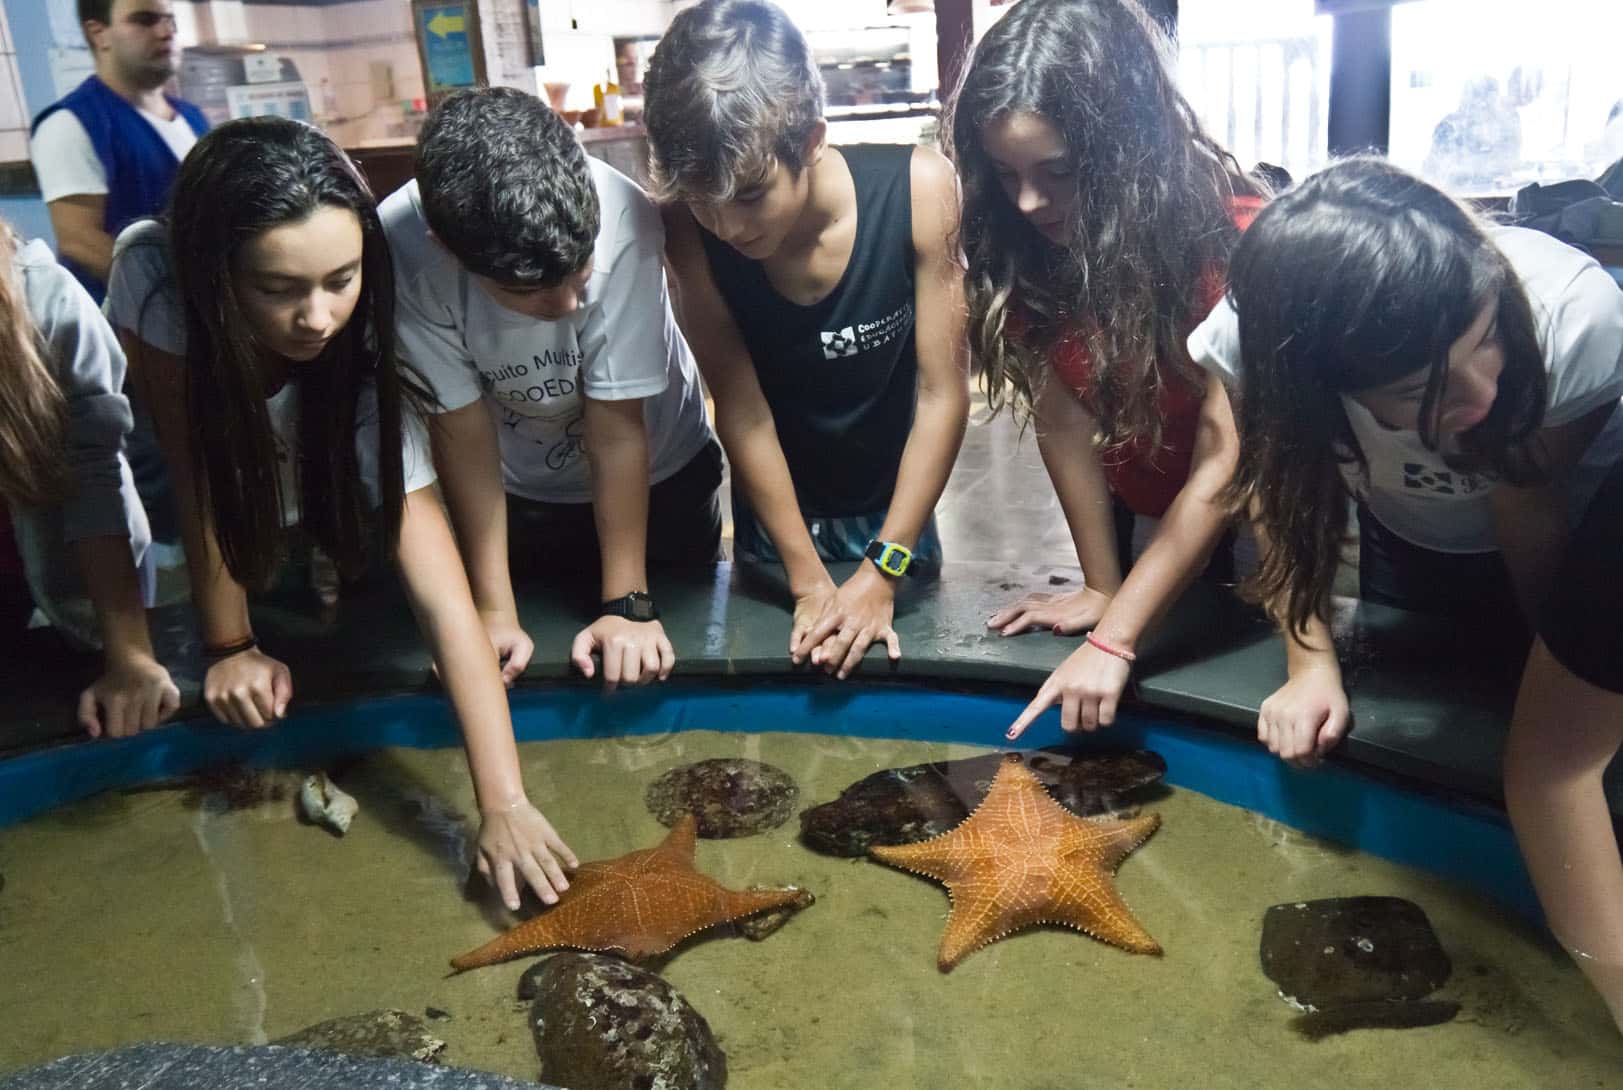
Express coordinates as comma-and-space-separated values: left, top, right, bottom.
29, 0, 206, 302
1192, 156, 1623, 765
107, 117, 576, 911
644, 0, 969, 679
382, 87, 722, 692
0, 218, 178, 738
952, 0, 1262, 744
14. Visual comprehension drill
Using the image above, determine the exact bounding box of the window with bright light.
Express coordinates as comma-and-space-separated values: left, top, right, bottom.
1390, 0, 1623, 195
1177, 0, 1333, 184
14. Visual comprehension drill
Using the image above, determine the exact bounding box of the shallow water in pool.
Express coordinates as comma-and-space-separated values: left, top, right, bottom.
1, 729, 1619, 1089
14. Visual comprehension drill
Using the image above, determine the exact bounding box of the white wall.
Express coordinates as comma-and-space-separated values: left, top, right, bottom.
240, 0, 426, 146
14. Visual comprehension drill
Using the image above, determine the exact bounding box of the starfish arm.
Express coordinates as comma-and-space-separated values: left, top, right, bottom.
1045, 869, 1162, 954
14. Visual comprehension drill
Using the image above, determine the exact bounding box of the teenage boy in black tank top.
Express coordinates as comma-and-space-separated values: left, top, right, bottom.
645, 0, 969, 680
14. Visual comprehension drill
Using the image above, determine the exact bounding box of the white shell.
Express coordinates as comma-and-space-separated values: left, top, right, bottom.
299, 772, 359, 836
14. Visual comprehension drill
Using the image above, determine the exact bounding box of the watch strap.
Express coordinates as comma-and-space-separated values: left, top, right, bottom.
601, 592, 660, 621
864, 539, 913, 578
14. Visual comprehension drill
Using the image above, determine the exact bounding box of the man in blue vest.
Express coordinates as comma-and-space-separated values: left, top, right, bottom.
29, 0, 208, 303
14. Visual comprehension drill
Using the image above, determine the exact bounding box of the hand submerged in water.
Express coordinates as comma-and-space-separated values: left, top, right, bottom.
476, 799, 579, 911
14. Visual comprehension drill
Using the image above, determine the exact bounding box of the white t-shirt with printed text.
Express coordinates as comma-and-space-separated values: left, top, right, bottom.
1188, 225, 1623, 553
379, 158, 714, 505
104, 220, 437, 522
30, 107, 200, 202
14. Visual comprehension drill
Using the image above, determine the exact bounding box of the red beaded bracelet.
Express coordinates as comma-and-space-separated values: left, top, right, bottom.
1085, 632, 1136, 663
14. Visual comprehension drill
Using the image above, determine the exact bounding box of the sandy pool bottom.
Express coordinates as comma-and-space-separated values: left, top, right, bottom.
1, 729, 1619, 1090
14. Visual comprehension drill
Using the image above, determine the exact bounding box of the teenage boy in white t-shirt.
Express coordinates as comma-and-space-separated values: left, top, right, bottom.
381, 87, 721, 690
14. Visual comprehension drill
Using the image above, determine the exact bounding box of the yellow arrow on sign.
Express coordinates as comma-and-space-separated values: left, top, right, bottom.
427, 10, 466, 38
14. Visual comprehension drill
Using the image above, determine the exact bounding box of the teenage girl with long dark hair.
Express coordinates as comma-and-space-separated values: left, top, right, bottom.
948, 0, 1263, 741
1195, 153, 1623, 1028
106, 118, 577, 911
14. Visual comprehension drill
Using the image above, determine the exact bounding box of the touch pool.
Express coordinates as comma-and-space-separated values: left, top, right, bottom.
0, 682, 1619, 1090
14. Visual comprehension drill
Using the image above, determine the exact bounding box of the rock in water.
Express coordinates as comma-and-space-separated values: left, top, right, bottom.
798, 747, 1167, 856
737, 887, 815, 941
272, 1009, 446, 1063
1259, 897, 1456, 1039
524, 953, 726, 1090
645, 758, 799, 838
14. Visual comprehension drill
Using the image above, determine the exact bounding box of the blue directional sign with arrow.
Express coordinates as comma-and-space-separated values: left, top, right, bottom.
418, 3, 477, 92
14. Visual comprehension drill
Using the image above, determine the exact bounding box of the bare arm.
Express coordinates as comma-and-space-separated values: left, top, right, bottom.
428, 402, 519, 616
1490, 402, 1615, 622
394, 485, 577, 909
1091, 371, 1239, 652
72, 533, 179, 737
46, 197, 114, 285
121, 330, 292, 727
583, 395, 651, 601
1005, 371, 1240, 739
1035, 377, 1122, 589
869, 146, 970, 550
987, 375, 1126, 637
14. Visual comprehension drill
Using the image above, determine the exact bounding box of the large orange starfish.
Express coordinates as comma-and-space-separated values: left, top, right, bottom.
871, 752, 1161, 971
450, 814, 808, 971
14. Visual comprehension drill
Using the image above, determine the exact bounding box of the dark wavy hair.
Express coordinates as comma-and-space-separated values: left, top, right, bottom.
1223, 157, 1547, 634
415, 87, 599, 286
643, 0, 826, 205
152, 116, 416, 589
946, 0, 1245, 452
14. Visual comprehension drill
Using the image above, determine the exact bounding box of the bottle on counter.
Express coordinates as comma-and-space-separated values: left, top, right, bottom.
593, 70, 623, 127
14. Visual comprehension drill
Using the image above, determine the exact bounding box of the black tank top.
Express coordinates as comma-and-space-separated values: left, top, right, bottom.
700, 144, 916, 517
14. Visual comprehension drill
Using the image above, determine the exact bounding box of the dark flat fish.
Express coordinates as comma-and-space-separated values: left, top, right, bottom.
272, 1009, 445, 1063
645, 757, 800, 838
1291, 1000, 1462, 1041
1261, 897, 1456, 1038
798, 747, 1167, 857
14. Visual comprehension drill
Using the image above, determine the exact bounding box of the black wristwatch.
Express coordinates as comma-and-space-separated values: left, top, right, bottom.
601, 591, 660, 621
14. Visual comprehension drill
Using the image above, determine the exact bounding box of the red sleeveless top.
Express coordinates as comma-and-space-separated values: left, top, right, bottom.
1042, 195, 1263, 517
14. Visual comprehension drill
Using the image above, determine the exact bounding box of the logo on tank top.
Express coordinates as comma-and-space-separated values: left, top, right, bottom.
819, 302, 914, 361
821, 327, 859, 359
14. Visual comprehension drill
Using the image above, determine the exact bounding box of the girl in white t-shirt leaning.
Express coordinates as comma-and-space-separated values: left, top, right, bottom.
106, 117, 578, 913
0, 220, 178, 736
1188, 156, 1623, 766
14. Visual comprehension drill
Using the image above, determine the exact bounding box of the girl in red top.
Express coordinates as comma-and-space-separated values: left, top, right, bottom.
946, 0, 1263, 740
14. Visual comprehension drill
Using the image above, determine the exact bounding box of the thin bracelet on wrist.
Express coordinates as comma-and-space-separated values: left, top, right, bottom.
202, 634, 258, 660
1085, 632, 1136, 663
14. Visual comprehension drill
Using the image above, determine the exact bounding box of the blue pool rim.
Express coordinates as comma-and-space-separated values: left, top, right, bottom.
0, 680, 1539, 919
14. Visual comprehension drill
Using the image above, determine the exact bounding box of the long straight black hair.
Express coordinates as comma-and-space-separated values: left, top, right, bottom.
159, 117, 416, 589
945, 0, 1245, 451
1224, 157, 1547, 634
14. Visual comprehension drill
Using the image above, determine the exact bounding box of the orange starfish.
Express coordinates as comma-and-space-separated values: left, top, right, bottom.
450, 813, 808, 971
871, 752, 1161, 971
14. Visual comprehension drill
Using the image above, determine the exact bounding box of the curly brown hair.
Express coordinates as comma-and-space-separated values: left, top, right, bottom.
945, 0, 1246, 455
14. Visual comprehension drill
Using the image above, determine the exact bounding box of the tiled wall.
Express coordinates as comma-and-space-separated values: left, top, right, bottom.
0, 2, 27, 162
241, 0, 428, 147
